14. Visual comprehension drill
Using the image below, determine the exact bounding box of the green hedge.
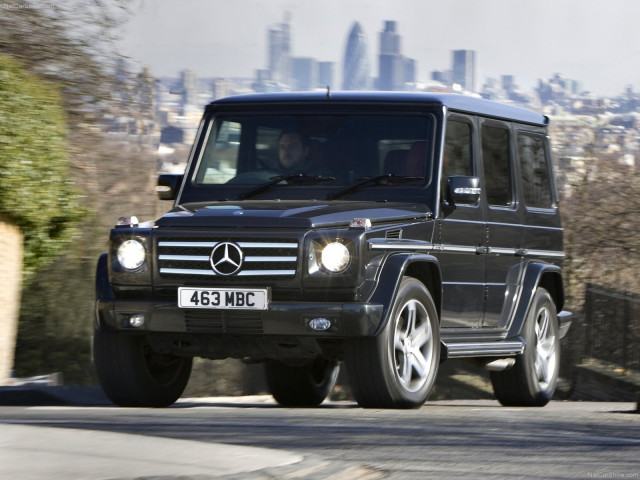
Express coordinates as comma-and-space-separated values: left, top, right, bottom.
0, 55, 84, 279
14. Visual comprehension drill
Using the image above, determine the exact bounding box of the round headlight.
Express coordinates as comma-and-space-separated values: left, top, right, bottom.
117, 239, 146, 270
321, 242, 350, 273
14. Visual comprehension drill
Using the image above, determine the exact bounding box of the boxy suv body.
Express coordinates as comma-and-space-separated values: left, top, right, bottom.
94, 92, 572, 408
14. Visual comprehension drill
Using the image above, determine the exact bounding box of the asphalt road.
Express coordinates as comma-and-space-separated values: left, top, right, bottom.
0, 393, 639, 480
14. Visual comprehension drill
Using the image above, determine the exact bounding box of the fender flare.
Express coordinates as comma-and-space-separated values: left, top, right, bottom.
367, 253, 442, 336
94, 252, 115, 331
506, 261, 565, 338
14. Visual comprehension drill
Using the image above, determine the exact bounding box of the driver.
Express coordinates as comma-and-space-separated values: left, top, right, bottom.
278, 130, 311, 172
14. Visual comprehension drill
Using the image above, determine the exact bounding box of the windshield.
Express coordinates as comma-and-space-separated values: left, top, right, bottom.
192, 114, 434, 189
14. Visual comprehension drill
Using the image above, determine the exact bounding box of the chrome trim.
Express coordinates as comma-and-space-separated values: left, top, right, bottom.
244, 256, 296, 262
157, 239, 299, 278
440, 245, 477, 254
524, 249, 565, 258
488, 247, 518, 255
444, 340, 525, 358
158, 255, 209, 261
238, 242, 298, 249
160, 268, 216, 276
436, 244, 564, 259
160, 268, 295, 276
368, 238, 433, 251
159, 241, 217, 248
158, 241, 298, 249
238, 270, 296, 276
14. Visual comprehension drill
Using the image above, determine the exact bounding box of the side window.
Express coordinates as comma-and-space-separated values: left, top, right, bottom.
482, 123, 512, 206
196, 120, 241, 184
442, 118, 473, 199
518, 132, 553, 209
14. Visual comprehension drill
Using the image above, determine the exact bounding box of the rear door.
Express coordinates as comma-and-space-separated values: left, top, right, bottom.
480, 120, 524, 329
517, 129, 564, 268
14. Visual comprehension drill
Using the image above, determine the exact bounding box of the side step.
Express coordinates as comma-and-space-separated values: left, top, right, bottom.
442, 339, 525, 359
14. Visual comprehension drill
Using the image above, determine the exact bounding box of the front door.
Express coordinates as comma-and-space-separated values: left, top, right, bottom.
437, 116, 485, 328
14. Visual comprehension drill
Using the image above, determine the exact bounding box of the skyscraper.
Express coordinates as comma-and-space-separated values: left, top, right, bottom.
452, 50, 476, 92
268, 13, 291, 86
180, 69, 198, 108
377, 21, 415, 91
342, 22, 370, 91
291, 57, 316, 91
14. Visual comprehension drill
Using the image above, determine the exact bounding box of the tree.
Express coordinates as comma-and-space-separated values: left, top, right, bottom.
1, 2, 162, 384
0, 55, 84, 277
554, 122, 640, 301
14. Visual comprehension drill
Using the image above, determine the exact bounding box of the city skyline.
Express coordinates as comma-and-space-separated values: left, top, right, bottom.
117, 0, 640, 97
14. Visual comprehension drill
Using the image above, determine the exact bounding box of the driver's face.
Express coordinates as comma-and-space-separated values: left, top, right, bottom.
278, 133, 307, 169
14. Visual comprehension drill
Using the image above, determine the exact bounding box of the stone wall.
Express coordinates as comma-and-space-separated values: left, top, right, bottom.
0, 216, 23, 385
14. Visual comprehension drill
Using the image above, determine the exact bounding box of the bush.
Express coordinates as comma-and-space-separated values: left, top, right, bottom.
0, 55, 84, 280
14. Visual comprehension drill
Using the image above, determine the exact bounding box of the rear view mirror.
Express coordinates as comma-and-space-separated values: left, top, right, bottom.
157, 174, 184, 201
447, 176, 481, 205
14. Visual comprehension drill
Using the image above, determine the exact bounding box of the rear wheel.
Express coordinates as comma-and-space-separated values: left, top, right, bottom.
491, 287, 560, 406
93, 329, 192, 407
345, 277, 440, 408
265, 358, 339, 407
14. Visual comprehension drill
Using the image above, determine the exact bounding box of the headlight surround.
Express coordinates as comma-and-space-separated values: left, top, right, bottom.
117, 239, 146, 271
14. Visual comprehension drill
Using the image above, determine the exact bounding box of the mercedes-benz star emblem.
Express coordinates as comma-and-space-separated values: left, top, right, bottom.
210, 242, 243, 276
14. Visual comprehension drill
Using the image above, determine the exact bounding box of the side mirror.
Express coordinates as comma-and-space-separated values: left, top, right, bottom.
157, 174, 184, 201
447, 176, 481, 205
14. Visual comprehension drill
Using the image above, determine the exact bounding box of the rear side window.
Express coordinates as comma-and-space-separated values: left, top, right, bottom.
482, 124, 512, 206
517, 133, 553, 209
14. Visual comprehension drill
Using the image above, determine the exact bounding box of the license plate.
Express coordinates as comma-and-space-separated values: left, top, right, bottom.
178, 287, 268, 310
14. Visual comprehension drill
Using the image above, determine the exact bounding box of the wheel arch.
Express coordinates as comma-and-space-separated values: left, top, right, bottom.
368, 253, 442, 336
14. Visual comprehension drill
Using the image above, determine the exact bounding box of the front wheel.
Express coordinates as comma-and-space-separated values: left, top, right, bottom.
93, 329, 192, 407
345, 277, 440, 408
491, 287, 560, 406
265, 358, 339, 407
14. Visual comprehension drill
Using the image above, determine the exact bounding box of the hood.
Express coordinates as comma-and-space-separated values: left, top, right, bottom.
155, 200, 431, 229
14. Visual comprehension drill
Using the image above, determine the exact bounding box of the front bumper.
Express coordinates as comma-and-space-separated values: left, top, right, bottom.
95, 298, 384, 338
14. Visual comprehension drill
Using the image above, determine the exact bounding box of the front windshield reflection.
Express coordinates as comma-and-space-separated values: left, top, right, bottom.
194, 114, 433, 188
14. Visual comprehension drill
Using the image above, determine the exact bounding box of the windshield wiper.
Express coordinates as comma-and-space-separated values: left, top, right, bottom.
327, 174, 424, 200
237, 174, 335, 200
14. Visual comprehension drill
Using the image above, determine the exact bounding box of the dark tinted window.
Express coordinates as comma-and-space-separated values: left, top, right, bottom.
442, 118, 474, 199
518, 133, 553, 208
482, 124, 512, 206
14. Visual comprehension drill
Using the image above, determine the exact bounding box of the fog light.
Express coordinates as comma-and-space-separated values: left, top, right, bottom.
128, 314, 145, 328
309, 318, 332, 331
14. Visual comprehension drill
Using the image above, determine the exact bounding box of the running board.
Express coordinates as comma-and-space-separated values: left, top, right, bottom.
442, 339, 525, 359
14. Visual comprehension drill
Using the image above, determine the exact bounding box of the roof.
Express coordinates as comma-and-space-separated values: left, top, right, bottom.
209, 91, 548, 126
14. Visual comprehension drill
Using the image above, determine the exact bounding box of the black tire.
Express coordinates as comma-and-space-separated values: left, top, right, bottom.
345, 276, 440, 409
264, 358, 339, 407
93, 329, 192, 407
491, 288, 560, 407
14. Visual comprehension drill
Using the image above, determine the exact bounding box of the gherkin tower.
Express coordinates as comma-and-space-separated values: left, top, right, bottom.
342, 22, 370, 90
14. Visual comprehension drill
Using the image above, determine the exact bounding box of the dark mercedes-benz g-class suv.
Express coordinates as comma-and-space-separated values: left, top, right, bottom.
94, 92, 572, 408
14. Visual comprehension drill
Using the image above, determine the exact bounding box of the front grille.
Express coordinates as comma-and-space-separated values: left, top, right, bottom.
185, 310, 263, 334
157, 237, 299, 281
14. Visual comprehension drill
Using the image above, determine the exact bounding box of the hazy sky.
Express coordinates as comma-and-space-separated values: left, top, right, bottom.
118, 0, 640, 96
